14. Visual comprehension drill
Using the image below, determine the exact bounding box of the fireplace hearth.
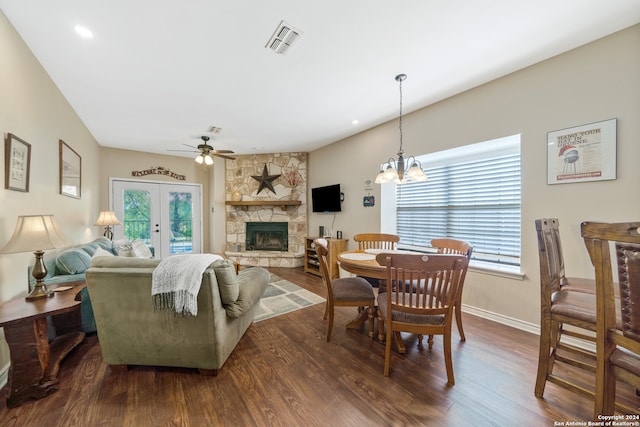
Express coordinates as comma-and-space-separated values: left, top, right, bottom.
246, 222, 288, 251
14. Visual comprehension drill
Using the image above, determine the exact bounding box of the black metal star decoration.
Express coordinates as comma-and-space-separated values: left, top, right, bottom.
251, 164, 281, 195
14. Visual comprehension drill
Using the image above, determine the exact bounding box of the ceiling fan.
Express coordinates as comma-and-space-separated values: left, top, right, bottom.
169, 136, 236, 165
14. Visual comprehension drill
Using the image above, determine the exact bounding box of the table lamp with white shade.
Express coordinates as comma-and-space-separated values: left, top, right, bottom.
0, 215, 72, 300
94, 210, 121, 240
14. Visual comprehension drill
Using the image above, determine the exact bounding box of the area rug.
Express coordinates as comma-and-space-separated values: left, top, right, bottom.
254, 274, 325, 322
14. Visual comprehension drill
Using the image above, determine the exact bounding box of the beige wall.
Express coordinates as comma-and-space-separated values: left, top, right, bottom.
306, 24, 640, 328
0, 11, 103, 374
97, 147, 212, 252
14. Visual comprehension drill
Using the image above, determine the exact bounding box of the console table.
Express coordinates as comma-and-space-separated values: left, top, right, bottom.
0, 281, 86, 408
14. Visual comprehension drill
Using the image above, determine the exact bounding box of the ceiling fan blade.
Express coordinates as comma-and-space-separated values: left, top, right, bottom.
182, 143, 197, 149
168, 149, 198, 153
214, 153, 236, 160
213, 149, 234, 154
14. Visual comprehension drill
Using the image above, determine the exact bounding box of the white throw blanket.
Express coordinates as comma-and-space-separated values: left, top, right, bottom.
152, 253, 222, 316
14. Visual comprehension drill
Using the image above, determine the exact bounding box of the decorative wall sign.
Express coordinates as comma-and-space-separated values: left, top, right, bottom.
251, 164, 280, 194
59, 140, 81, 198
131, 166, 186, 180
363, 195, 375, 207
4, 133, 31, 192
547, 118, 617, 184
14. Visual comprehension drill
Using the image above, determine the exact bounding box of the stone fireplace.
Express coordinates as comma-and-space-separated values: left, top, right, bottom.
224, 153, 307, 268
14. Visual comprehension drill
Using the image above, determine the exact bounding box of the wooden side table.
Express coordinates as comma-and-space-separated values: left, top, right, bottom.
0, 281, 86, 408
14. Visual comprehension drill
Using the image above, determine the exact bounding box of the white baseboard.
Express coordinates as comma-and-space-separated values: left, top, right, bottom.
462, 304, 595, 352
462, 304, 539, 335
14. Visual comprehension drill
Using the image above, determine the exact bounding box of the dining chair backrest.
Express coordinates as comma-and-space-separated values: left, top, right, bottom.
353, 233, 399, 251
376, 253, 467, 314
430, 238, 473, 341
431, 238, 473, 258
581, 221, 640, 417
535, 218, 565, 295
314, 238, 334, 302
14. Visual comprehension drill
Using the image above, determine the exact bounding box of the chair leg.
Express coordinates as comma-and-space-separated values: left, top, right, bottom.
326, 308, 334, 342
384, 323, 393, 377
443, 327, 455, 386
428, 334, 434, 349
323, 301, 329, 320
535, 316, 554, 397
455, 301, 466, 341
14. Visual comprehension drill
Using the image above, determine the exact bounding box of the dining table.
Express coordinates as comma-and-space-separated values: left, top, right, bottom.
338, 249, 415, 353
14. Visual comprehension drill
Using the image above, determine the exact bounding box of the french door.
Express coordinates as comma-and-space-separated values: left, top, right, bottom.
111, 179, 202, 259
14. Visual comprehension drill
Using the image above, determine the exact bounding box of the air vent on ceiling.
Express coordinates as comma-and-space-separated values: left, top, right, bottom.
266, 20, 302, 54
207, 126, 222, 134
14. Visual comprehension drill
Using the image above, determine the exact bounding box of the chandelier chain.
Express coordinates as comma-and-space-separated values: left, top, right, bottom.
398, 76, 403, 153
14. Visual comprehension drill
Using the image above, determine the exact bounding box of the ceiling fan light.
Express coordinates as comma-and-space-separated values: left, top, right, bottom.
195, 154, 204, 164
204, 154, 214, 165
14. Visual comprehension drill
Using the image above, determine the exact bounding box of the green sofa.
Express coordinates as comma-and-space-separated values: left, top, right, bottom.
85, 256, 269, 374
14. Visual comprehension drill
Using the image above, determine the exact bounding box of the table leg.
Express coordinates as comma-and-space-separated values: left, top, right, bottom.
345, 307, 369, 329
3, 316, 84, 408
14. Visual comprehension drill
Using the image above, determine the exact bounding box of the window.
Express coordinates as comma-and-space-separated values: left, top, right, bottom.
393, 135, 521, 268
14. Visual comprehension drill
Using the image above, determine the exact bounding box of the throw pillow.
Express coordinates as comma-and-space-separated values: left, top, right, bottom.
131, 239, 153, 258
113, 238, 134, 257
212, 259, 240, 304
92, 247, 115, 258
56, 248, 92, 275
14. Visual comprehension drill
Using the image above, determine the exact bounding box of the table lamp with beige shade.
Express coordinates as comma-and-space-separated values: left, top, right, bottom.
94, 210, 120, 240
0, 215, 72, 300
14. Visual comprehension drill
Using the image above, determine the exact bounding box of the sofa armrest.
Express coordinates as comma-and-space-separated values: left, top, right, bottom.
224, 267, 269, 319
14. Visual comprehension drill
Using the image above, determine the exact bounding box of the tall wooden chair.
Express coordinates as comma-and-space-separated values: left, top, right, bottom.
353, 233, 400, 251
376, 252, 468, 384
534, 218, 599, 400
581, 221, 640, 417
431, 238, 473, 341
315, 239, 375, 341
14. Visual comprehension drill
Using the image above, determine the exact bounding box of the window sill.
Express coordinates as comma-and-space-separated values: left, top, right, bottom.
469, 260, 525, 281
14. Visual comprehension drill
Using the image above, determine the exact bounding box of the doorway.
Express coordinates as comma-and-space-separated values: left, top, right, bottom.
111, 179, 203, 259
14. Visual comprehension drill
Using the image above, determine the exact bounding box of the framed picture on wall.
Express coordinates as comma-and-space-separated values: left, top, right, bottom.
59, 140, 81, 198
4, 133, 31, 192
547, 118, 617, 184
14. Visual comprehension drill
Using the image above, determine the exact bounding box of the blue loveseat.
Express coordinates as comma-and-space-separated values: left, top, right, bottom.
28, 237, 151, 333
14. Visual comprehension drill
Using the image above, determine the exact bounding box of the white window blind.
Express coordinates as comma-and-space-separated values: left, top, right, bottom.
396, 144, 521, 267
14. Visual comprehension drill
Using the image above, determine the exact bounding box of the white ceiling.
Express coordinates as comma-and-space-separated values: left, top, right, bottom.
2, 1, 639, 157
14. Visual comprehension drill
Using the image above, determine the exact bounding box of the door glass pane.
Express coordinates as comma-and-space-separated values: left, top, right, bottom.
169, 192, 193, 254
123, 189, 152, 245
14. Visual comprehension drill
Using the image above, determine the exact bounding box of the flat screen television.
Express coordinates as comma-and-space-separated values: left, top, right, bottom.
312, 184, 342, 212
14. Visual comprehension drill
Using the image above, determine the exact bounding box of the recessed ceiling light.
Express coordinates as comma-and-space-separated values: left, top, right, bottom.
352, 120, 359, 125
74, 25, 93, 39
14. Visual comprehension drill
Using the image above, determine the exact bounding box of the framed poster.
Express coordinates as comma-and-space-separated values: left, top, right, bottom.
4, 133, 31, 192
547, 118, 617, 184
59, 140, 81, 198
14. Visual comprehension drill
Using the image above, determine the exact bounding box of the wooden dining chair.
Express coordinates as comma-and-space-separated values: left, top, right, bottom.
353, 233, 400, 251
431, 238, 473, 341
315, 239, 375, 341
376, 252, 468, 384
581, 221, 640, 417
534, 218, 599, 400
353, 233, 400, 289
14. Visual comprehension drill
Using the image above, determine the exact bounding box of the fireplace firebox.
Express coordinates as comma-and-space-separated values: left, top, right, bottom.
245, 222, 288, 251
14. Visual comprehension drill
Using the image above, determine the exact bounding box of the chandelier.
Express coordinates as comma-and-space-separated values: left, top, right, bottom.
375, 74, 428, 184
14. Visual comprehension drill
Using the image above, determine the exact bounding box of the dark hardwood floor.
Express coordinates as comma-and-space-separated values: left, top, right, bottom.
0, 266, 635, 426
